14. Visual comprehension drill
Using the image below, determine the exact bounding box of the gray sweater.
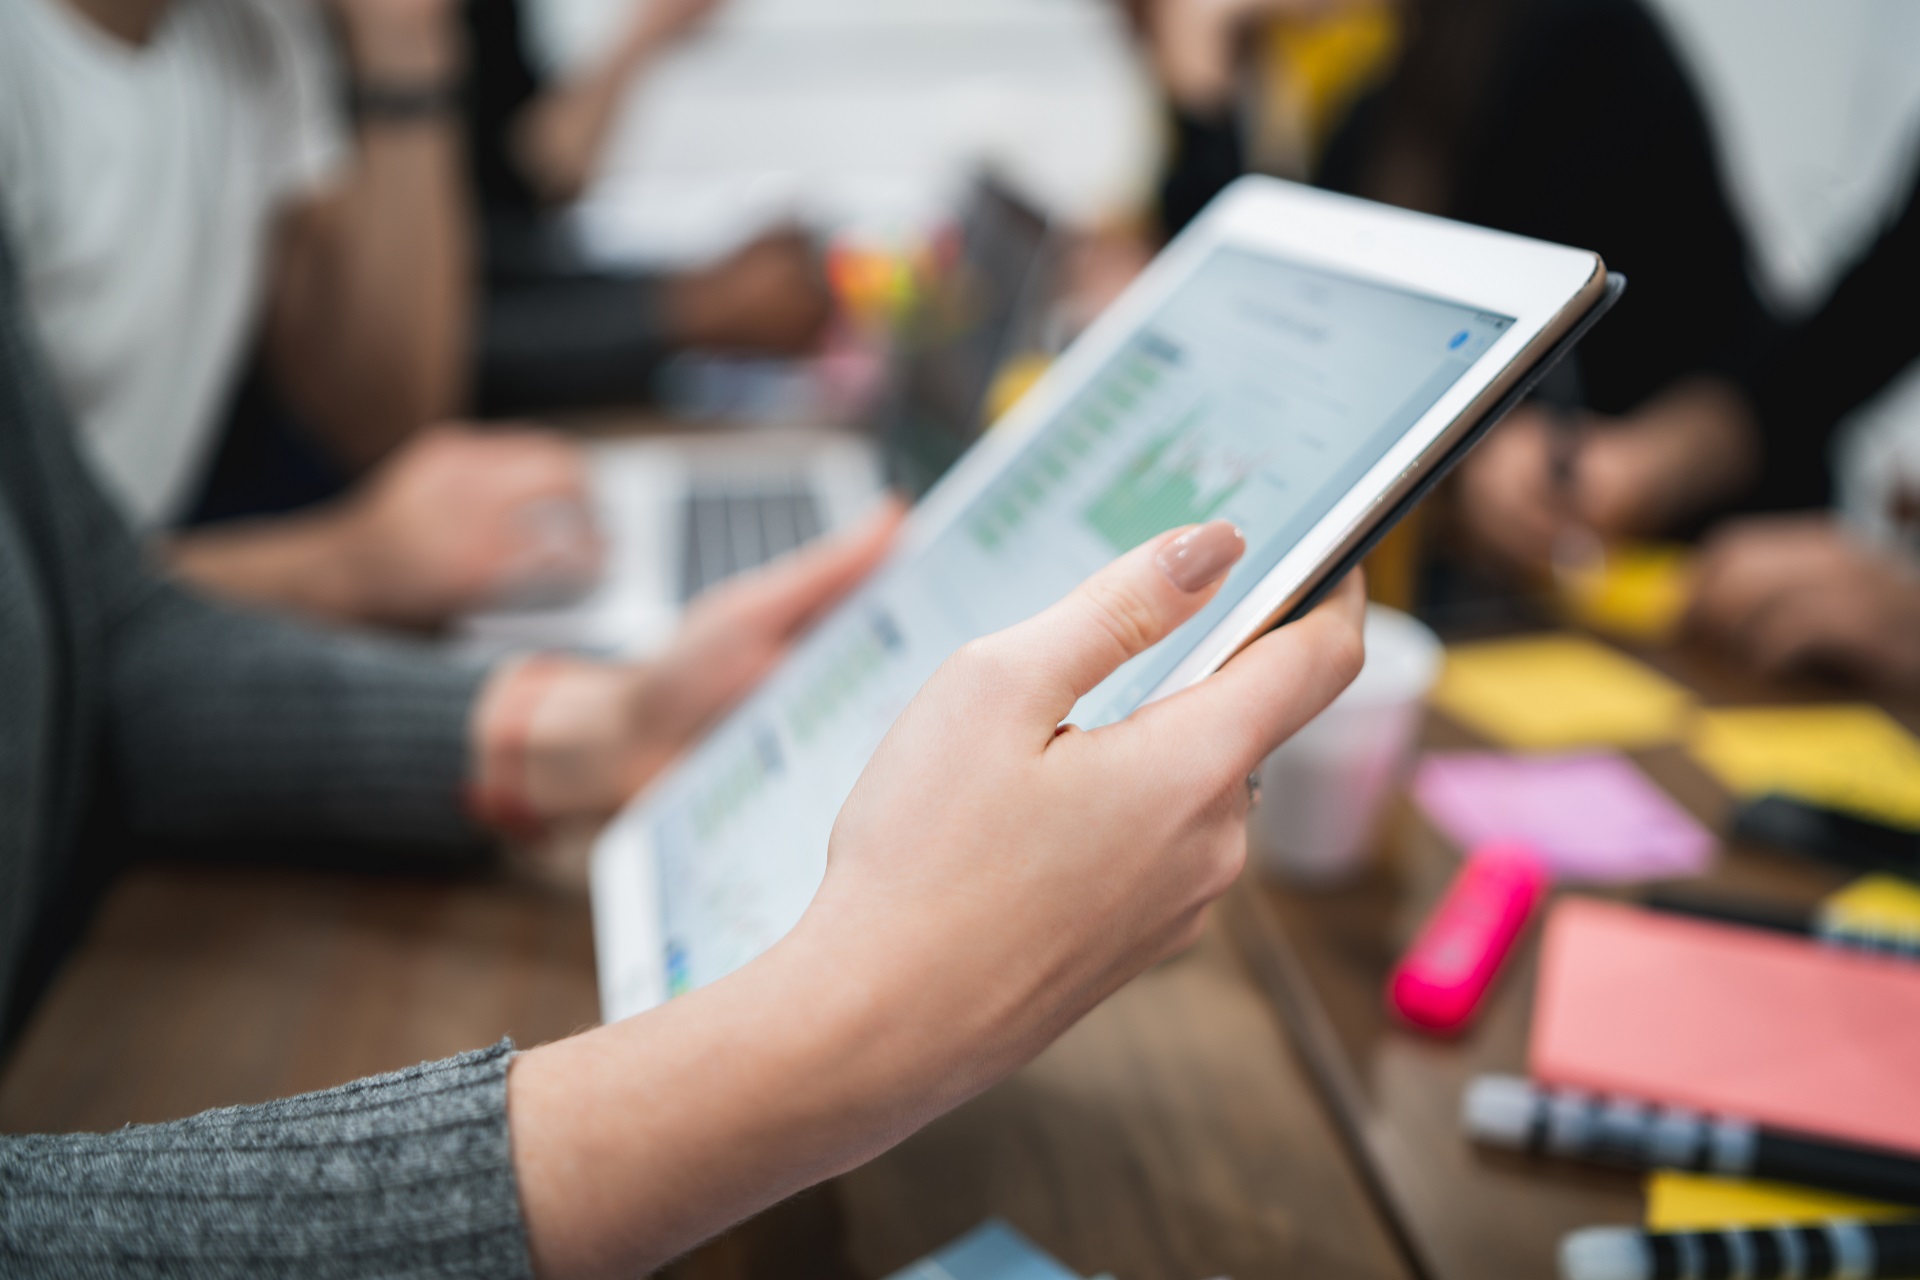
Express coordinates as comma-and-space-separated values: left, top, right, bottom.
0, 233, 535, 1276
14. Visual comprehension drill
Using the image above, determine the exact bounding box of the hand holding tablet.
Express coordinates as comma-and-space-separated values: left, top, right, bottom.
512, 530, 1367, 1277
592, 176, 1618, 1017
515, 177, 1618, 1273
807, 524, 1364, 1074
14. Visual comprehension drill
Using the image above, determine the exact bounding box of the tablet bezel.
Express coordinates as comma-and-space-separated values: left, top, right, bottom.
593, 176, 1608, 1021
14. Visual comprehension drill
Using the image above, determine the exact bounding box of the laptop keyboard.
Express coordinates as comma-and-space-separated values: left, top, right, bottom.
679, 476, 823, 601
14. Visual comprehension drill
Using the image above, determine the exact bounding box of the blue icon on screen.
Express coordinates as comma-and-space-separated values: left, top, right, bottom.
1448, 330, 1470, 350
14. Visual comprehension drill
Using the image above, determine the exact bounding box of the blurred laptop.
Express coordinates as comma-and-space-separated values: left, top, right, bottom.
460, 175, 1056, 657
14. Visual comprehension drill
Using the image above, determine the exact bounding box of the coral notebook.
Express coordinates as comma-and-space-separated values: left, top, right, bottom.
1530, 897, 1920, 1155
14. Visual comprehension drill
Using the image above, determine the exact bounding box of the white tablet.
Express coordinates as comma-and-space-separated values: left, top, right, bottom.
591, 176, 1612, 1021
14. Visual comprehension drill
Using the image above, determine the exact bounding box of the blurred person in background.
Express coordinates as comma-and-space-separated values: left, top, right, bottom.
1503, 162, 1920, 688
461, 0, 833, 415
0, 0, 604, 630
1134, 0, 1775, 586
0, 224, 1368, 1277
1138, 0, 1920, 690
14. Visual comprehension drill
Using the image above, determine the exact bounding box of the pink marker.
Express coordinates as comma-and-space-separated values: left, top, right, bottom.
1388, 843, 1547, 1035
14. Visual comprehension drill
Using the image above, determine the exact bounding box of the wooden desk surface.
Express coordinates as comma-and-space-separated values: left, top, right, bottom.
1229, 638, 1899, 1280
0, 852, 1412, 1280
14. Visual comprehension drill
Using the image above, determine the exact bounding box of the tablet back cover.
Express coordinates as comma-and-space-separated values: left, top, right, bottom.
1530, 897, 1920, 1154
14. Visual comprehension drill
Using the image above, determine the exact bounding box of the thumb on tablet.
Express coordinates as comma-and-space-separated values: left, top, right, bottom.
989, 521, 1246, 733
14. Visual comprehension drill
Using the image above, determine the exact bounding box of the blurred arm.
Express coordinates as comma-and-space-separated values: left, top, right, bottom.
511, 0, 720, 203
264, 0, 472, 470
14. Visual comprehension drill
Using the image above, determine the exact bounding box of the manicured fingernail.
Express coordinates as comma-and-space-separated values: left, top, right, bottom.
1156, 521, 1245, 593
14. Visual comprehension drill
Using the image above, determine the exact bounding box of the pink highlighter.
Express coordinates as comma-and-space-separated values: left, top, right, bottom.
1388, 843, 1547, 1035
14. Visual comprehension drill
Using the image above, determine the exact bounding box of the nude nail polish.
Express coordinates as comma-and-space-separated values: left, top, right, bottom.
1156, 521, 1246, 592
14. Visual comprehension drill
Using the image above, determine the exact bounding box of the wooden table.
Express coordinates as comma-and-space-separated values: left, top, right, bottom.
1228, 637, 1898, 1280
0, 844, 1411, 1280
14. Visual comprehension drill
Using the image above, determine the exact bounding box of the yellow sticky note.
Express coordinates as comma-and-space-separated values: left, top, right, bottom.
1689, 705, 1920, 830
1558, 543, 1694, 644
1431, 634, 1694, 751
1645, 1171, 1916, 1230
1823, 874, 1920, 935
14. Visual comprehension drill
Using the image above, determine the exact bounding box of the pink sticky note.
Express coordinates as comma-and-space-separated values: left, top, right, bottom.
1413, 751, 1714, 883
1532, 898, 1920, 1155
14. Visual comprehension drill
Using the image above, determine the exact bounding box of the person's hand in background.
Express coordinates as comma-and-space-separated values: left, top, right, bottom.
1687, 514, 1920, 688
507, 522, 1366, 1277
664, 228, 834, 354
1455, 378, 1761, 578
470, 501, 905, 829
334, 426, 604, 623
1453, 403, 1566, 578
513, 0, 726, 203
170, 426, 603, 630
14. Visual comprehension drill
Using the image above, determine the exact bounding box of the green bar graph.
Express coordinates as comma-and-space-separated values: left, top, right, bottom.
1081, 418, 1247, 553
965, 347, 1198, 555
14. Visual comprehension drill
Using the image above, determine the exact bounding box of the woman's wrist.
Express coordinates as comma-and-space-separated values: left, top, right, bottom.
509, 919, 965, 1277
469, 657, 641, 833
780, 888, 1032, 1110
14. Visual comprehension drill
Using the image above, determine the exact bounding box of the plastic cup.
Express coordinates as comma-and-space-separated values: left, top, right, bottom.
1249, 604, 1443, 887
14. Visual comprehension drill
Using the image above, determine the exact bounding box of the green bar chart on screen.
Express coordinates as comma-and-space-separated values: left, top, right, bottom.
1081, 413, 1252, 553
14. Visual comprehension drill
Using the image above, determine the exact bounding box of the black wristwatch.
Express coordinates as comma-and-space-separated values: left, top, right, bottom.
348, 79, 462, 123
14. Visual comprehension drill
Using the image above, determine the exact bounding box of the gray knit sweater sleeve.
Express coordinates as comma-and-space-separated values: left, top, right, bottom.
106, 591, 489, 850
10, 285, 491, 850
0, 1042, 534, 1278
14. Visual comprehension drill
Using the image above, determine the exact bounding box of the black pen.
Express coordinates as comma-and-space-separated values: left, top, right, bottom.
1561, 1221, 1920, 1280
1642, 887, 1920, 962
1733, 793, 1920, 879
1464, 1075, 1920, 1206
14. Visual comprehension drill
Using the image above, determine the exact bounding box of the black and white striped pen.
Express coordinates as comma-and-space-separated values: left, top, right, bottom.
1561, 1220, 1920, 1280
1463, 1076, 1920, 1206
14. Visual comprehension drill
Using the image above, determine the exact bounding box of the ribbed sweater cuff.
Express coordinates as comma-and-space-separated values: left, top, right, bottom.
0, 1041, 532, 1279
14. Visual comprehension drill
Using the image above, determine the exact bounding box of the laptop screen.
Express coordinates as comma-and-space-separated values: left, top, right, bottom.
878, 175, 1055, 497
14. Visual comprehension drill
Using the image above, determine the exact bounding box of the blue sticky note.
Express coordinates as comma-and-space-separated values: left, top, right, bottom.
882, 1220, 1082, 1280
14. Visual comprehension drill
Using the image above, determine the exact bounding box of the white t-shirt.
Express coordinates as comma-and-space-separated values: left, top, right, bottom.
0, 0, 345, 528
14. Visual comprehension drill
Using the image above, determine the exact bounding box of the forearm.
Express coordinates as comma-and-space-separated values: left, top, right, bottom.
329, 118, 472, 452
273, 15, 472, 468
508, 920, 987, 1278
512, 28, 662, 204
167, 509, 380, 623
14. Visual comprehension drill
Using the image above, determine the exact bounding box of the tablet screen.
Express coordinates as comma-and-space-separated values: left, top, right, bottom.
641, 244, 1511, 994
